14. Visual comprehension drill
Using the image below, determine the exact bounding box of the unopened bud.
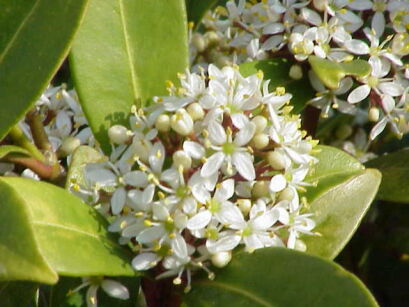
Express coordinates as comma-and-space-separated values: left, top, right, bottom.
171, 109, 194, 136
252, 181, 270, 198
59, 136, 81, 157
368, 107, 380, 122
294, 239, 307, 252
252, 133, 270, 149
173, 150, 192, 169
251, 115, 268, 133
192, 33, 206, 53
187, 103, 205, 120
278, 187, 294, 202
267, 150, 286, 170
215, 55, 231, 67
211, 251, 232, 268
312, 0, 326, 11
204, 31, 220, 47
237, 199, 252, 215
289, 64, 303, 80
155, 114, 170, 132
335, 124, 353, 140
108, 125, 132, 144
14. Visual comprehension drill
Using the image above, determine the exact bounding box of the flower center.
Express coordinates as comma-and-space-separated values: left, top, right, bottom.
222, 142, 236, 155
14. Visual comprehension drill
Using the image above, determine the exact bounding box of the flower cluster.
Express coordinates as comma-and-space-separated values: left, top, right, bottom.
191, 0, 409, 140
74, 65, 318, 288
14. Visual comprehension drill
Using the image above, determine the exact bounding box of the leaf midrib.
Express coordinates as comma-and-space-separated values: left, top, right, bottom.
118, 0, 140, 104
0, 0, 41, 64
195, 280, 273, 306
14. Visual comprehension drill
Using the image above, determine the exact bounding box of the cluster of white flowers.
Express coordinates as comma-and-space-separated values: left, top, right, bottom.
74, 65, 318, 289
191, 0, 409, 140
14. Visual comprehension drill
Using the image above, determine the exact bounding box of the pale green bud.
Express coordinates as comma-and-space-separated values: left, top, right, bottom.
192, 33, 206, 52
278, 187, 294, 202
252, 133, 270, 149
251, 115, 268, 133
108, 125, 132, 144
289, 64, 303, 80
267, 150, 286, 170
335, 124, 353, 140
368, 107, 380, 122
211, 251, 232, 268
252, 181, 270, 198
155, 114, 170, 132
237, 199, 252, 215
187, 102, 205, 120
173, 150, 192, 169
59, 136, 81, 157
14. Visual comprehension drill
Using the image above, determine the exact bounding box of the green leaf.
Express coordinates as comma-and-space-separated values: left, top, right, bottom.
302, 146, 381, 259
0, 177, 135, 284
365, 149, 409, 203
0, 281, 38, 307
183, 247, 378, 307
309, 56, 371, 90
0, 0, 89, 141
186, 0, 217, 26
0, 145, 31, 159
239, 59, 314, 113
65, 145, 107, 189
70, 0, 189, 153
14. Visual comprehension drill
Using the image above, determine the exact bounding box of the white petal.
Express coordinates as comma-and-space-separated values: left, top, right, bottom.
187, 211, 212, 230
234, 122, 256, 146
132, 253, 160, 270
370, 117, 388, 140
201, 152, 224, 177
232, 152, 255, 181
101, 280, 129, 300
111, 187, 126, 215
171, 234, 188, 259
182, 197, 197, 214
301, 7, 322, 26
152, 203, 170, 221
208, 121, 227, 145
192, 184, 211, 204
269, 174, 287, 192
347, 85, 370, 104
149, 142, 165, 173
382, 95, 395, 113
217, 203, 245, 229
56, 111, 72, 137
136, 226, 165, 244
85, 168, 117, 187
183, 141, 205, 159
261, 35, 283, 51
243, 234, 264, 250
206, 234, 241, 253
372, 12, 385, 37
344, 39, 369, 55
251, 211, 278, 230
378, 82, 404, 97
142, 184, 155, 205
231, 113, 249, 129
214, 179, 235, 202
123, 171, 148, 187
86, 285, 98, 307
263, 23, 285, 35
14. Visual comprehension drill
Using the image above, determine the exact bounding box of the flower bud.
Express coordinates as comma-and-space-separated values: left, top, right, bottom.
312, 0, 326, 11
173, 150, 192, 169
298, 141, 313, 154
294, 239, 307, 252
368, 107, 380, 122
187, 103, 205, 121
252, 133, 269, 149
267, 150, 286, 170
237, 199, 251, 215
204, 31, 220, 47
289, 64, 303, 80
108, 125, 132, 144
211, 251, 232, 268
192, 33, 206, 53
252, 181, 270, 198
58, 136, 81, 157
171, 109, 194, 136
155, 114, 170, 132
215, 55, 231, 67
335, 124, 353, 140
251, 115, 268, 133
278, 187, 294, 202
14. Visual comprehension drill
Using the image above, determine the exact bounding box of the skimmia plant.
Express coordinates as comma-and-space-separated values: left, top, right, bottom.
1, 0, 409, 306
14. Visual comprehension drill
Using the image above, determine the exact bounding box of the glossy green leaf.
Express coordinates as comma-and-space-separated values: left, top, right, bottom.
0, 145, 31, 159
309, 56, 371, 89
66, 145, 107, 189
186, 0, 217, 26
0, 281, 38, 307
183, 247, 378, 307
240, 59, 314, 113
365, 149, 409, 203
302, 146, 381, 259
0, 0, 89, 141
0, 177, 135, 284
70, 0, 189, 153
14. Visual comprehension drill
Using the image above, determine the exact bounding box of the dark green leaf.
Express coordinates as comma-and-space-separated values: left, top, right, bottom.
365, 149, 409, 203
0, 177, 135, 284
302, 146, 381, 259
240, 59, 314, 113
183, 247, 378, 307
70, 0, 189, 153
309, 56, 371, 90
0, 281, 38, 307
0, 0, 89, 141
186, 0, 217, 26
